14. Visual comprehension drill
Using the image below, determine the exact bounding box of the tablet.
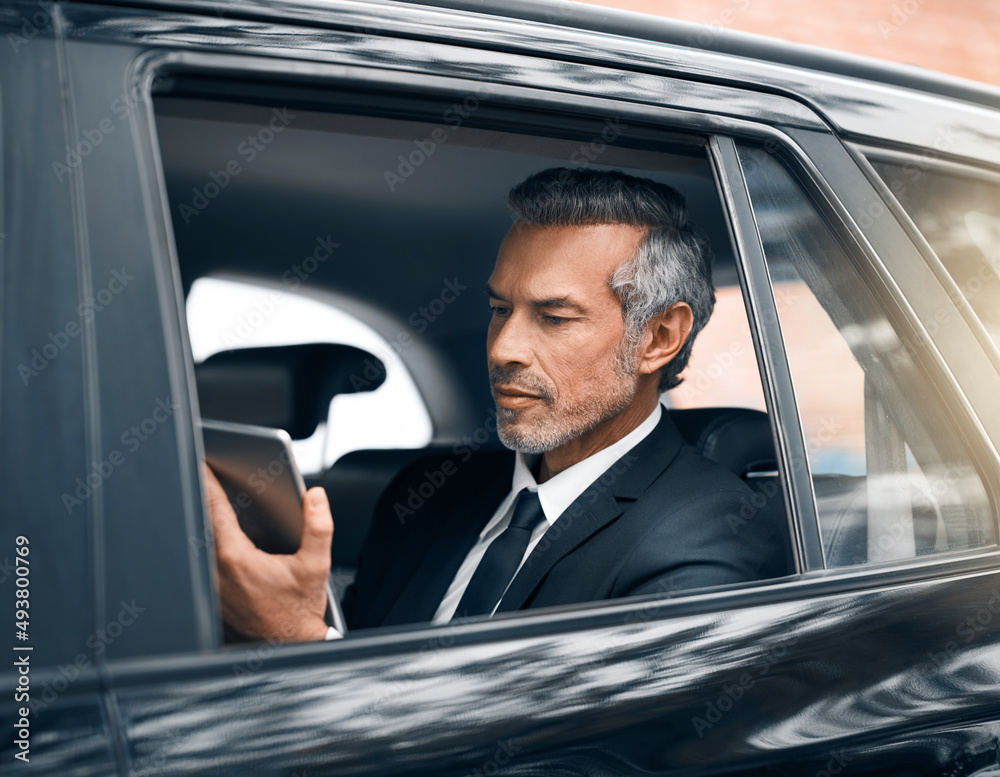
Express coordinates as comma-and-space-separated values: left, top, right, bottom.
202, 418, 347, 635
202, 419, 306, 555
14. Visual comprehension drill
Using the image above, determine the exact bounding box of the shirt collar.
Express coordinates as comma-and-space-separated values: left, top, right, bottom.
510, 401, 663, 527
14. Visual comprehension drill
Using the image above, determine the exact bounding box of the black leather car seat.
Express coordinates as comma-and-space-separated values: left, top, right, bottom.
669, 407, 795, 576
322, 405, 798, 587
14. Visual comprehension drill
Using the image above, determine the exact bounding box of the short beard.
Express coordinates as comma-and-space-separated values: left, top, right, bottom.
493, 336, 640, 454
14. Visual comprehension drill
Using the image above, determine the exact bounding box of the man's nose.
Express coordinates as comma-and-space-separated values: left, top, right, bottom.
487, 312, 533, 367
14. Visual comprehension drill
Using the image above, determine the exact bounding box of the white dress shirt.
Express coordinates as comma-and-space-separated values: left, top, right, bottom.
325, 402, 663, 638
431, 401, 663, 624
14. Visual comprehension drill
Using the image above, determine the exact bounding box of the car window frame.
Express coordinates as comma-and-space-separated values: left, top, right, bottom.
124, 39, 1000, 663
717, 132, 1000, 571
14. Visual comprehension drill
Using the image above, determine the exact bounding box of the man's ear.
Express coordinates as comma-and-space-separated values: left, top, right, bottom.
636, 302, 694, 377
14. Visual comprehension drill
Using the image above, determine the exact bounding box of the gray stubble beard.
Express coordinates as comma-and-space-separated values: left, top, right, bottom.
494, 336, 640, 454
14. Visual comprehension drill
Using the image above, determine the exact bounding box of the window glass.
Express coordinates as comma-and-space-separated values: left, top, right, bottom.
670, 285, 766, 412
867, 158, 1000, 346
737, 142, 994, 567
153, 81, 795, 644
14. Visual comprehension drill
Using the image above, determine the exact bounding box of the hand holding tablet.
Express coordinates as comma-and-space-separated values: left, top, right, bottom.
202, 419, 347, 640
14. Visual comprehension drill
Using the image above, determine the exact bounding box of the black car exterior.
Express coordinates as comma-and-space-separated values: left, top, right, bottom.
3, 0, 1000, 775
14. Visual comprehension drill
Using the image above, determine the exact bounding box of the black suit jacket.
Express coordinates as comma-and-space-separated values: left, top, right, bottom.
342, 412, 791, 630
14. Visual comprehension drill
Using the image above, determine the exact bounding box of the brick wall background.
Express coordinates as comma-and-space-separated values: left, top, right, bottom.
576, 0, 1000, 87
569, 1, 999, 464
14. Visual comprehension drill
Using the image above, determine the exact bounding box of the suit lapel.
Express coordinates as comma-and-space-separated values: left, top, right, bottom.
495, 411, 686, 613
381, 458, 512, 626
496, 487, 622, 613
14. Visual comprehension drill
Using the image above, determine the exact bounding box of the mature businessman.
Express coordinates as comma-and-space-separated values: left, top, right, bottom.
205, 167, 789, 642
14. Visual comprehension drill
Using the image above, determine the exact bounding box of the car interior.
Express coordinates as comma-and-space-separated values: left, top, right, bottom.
150, 72, 994, 637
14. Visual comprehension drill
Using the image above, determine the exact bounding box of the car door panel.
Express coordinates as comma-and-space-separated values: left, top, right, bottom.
106, 570, 1000, 775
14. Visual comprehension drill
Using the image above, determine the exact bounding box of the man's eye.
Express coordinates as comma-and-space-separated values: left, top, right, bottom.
544, 315, 565, 325
490, 305, 509, 316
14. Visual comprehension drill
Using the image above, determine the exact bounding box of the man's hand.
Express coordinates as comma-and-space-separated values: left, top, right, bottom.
203, 462, 333, 643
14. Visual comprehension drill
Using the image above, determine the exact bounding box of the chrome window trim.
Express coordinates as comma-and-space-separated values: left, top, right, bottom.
709, 135, 821, 572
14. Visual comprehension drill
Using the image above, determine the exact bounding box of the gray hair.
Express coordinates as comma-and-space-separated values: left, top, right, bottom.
507, 167, 715, 390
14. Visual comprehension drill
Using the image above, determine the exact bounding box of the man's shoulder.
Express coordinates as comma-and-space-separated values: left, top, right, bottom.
649, 442, 753, 497
612, 444, 792, 590
604, 408, 748, 500
611, 441, 756, 532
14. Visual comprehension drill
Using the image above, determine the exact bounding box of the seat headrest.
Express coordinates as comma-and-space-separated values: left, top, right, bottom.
668, 407, 777, 477
196, 343, 385, 439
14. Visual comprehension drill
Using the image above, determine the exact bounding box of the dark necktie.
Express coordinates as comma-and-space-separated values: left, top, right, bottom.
453, 490, 545, 619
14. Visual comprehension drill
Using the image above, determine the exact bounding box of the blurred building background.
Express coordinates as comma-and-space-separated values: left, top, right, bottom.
571, 0, 998, 471
577, 0, 1000, 86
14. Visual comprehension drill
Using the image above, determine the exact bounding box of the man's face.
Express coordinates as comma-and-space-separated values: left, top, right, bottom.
486, 222, 646, 453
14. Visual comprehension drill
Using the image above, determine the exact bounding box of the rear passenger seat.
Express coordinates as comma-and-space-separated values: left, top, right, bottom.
318, 406, 799, 595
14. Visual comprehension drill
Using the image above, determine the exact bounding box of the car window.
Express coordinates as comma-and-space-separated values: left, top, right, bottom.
865, 156, 1000, 347
736, 142, 995, 567
151, 78, 796, 644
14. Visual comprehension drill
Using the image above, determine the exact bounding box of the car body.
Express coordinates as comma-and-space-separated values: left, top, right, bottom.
3, 0, 1000, 774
